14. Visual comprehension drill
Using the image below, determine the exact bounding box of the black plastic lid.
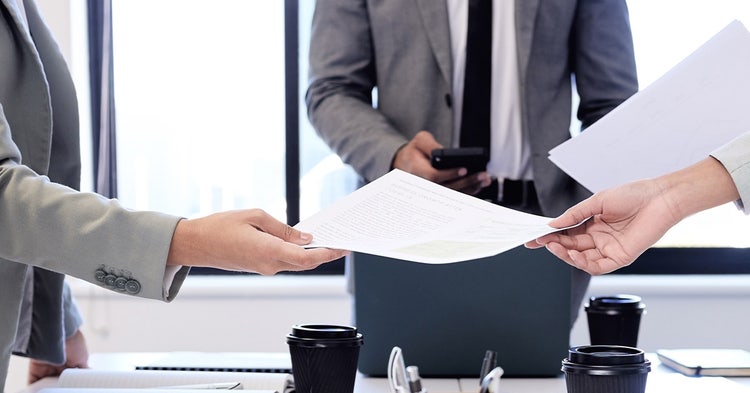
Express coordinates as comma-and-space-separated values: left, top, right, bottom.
286, 324, 363, 348
291, 324, 358, 339
585, 295, 645, 314
562, 345, 651, 376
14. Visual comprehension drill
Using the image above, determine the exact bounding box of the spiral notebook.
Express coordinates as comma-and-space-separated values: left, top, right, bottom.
135, 352, 292, 373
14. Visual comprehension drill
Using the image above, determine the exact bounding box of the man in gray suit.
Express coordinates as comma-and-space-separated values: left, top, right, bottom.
306, 0, 638, 324
0, 1, 347, 389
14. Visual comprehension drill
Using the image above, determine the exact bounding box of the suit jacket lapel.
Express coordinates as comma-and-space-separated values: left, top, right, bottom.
1, 0, 32, 43
415, 0, 452, 87
515, 0, 540, 83
0, 0, 53, 175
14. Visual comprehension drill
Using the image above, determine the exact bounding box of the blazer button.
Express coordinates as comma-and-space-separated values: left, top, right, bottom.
94, 270, 106, 283
445, 93, 452, 108
104, 274, 117, 288
114, 277, 128, 292
125, 279, 141, 295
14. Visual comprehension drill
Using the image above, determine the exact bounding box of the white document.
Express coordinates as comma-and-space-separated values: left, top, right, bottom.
295, 169, 558, 264
549, 20, 750, 193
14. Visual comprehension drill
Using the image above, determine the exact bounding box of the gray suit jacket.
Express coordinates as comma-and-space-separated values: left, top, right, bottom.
712, 131, 750, 213
0, 1, 188, 387
306, 0, 638, 217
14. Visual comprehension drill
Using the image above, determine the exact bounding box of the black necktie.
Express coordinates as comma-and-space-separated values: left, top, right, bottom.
459, 0, 492, 149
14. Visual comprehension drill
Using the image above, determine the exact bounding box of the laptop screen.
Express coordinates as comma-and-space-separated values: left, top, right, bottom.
352, 246, 575, 377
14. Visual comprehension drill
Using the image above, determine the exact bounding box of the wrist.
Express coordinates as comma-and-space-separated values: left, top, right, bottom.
659, 157, 739, 220
167, 218, 198, 267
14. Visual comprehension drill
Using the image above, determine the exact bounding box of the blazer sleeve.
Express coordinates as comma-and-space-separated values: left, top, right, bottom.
305, 0, 409, 182
571, 0, 639, 128
711, 131, 750, 213
0, 105, 189, 302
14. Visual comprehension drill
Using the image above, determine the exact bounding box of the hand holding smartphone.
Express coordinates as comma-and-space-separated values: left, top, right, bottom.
431, 147, 489, 174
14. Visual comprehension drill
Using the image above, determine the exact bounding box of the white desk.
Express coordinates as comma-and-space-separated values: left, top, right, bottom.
21, 352, 750, 393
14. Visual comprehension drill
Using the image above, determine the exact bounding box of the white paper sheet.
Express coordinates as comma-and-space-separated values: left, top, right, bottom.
295, 169, 558, 264
549, 20, 750, 193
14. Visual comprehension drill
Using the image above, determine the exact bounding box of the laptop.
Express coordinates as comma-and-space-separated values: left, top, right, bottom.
352, 246, 573, 377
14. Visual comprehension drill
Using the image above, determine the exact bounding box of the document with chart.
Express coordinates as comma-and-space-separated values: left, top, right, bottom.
295, 169, 560, 264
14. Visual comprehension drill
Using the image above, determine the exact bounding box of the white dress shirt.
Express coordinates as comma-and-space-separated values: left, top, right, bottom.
446, 0, 532, 181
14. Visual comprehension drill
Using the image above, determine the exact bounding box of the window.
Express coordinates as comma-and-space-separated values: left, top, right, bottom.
618, 1, 750, 274
111, 0, 351, 273
111, 1, 356, 226
112, 1, 287, 219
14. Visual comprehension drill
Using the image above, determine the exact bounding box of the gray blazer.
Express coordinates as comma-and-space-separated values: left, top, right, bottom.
712, 131, 750, 213
0, 0, 188, 387
306, 0, 639, 217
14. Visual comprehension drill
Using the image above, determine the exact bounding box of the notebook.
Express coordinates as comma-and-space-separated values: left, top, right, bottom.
135, 352, 291, 373
657, 348, 750, 377
352, 246, 574, 377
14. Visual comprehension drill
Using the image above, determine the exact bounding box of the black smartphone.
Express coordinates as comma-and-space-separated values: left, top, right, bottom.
431, 147, 489, 174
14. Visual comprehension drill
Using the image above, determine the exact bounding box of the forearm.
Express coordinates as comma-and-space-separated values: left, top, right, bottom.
0, 161, 182, 301
657, 156, 740, 220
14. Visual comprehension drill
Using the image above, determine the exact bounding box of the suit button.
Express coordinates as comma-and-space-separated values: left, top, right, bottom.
104, 274, 117, 287
114, 277, 128, 292
94, 270, 106, 282
445, 93, 452, 108
125, 280, 141, 295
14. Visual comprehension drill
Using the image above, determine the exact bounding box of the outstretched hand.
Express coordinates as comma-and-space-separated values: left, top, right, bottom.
525, 179, 680, 275
526, 157, 740, 275
167, 209, 349, 275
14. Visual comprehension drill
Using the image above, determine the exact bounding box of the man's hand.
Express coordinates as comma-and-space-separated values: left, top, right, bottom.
392, 131, 491, 195
28, 329, 89, 384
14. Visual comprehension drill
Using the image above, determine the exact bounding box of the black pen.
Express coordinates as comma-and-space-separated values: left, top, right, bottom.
479, 350, 497, 386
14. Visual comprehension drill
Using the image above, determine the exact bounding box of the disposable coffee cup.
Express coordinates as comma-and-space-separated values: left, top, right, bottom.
562, 345, 651, 393
585, 294, 645, 347
286, 324, 364, 393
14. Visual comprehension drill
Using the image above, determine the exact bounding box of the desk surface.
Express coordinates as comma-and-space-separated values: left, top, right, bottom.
21, 352, 750, 393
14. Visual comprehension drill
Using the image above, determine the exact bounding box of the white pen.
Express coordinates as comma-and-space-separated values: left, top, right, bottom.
159, 382, 244, 390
